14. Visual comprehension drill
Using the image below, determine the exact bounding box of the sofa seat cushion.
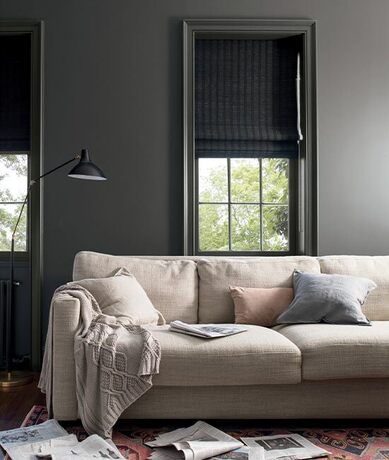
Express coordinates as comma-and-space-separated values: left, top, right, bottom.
276, 322, 389, 381
148, 325, 301, 386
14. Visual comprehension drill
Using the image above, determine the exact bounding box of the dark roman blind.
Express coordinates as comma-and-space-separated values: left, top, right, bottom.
195, 38, 302, 159
0, 34, 31, 151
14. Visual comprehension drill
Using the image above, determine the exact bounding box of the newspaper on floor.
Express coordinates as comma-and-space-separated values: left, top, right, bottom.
146, 421, 244, 460
210, 446, 265, 460
5, 434, 78, 459
0, 419, 67, 450
241, 434, 330, 460
169, 321, 248, 339
5, 433, 124, 460
55, 434, 124, 459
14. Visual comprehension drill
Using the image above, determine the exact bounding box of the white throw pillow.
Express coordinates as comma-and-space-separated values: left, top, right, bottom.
70, 268, 165, 325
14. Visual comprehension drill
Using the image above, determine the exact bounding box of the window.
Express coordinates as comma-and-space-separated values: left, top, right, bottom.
198, 157, 293, 253
183, 20, 317, 256
0, 154, 28, 251
0, 34, 31, 253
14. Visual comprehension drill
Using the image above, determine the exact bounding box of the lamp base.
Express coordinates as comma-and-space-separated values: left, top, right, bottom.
0, 371, 34, 389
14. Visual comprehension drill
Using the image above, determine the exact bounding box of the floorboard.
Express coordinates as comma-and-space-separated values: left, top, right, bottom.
0, 373, 44, 459
0, 373, 44, 431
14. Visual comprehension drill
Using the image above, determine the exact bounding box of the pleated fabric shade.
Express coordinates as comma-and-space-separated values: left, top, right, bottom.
0, 34, 31, 151
195, 38, 302, 159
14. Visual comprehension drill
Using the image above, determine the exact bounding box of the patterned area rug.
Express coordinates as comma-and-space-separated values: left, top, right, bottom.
22, 406, 389, 460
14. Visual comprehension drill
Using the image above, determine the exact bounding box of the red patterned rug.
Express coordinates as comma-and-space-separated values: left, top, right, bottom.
21, 406, 389, 460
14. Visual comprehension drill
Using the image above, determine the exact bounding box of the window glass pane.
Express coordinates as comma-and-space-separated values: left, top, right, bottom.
262, 158, 289, 204
198, 158, 228, 202
199, 204, 228, 251
231, 204, 260, 251
0, 154, 28, 202
262, 205, 288, 251
0, 203, 27, 251
231, 159, 260, 203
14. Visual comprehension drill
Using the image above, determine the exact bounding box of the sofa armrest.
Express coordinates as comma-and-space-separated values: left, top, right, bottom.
52, 293, 80, 420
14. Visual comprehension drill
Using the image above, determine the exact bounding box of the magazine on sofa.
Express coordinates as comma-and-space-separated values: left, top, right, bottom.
241, 434, 330, 460
146, 421, 254, 460
169, 321, 248, 339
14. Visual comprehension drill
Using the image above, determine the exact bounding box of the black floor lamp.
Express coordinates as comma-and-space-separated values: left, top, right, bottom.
0, 148, 107, 388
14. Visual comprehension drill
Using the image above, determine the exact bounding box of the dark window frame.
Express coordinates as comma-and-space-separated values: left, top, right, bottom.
183, 19, 318, 256
0, 21, 43, 371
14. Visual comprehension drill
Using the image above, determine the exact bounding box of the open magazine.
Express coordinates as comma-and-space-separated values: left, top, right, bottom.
146, 421, 250, 460
241, 434, 330, 460
169, 321, 248, 339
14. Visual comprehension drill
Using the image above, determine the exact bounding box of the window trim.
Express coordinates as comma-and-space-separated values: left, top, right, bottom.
183, 18, 318, 256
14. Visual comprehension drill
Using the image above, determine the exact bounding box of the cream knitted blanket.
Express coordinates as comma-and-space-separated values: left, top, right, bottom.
38, 285, 161, 438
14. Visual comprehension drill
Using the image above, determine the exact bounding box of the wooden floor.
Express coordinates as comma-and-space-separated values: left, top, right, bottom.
0, 373, 44, 431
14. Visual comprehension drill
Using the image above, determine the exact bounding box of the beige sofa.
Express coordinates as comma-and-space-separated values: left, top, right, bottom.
51, 251, 389, 421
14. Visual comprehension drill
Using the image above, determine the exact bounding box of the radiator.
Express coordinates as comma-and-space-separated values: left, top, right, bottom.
0, 280, 10, 369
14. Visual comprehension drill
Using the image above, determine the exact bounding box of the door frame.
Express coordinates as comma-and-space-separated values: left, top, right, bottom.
0, 20, 44, 370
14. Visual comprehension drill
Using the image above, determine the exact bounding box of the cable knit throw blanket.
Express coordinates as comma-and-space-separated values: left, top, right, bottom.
38, 284, 161, 438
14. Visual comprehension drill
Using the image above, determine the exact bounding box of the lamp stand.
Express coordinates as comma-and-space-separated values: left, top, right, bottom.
0, 155, 80, 391
0, 371, 33, 389
0, 150, 105, 390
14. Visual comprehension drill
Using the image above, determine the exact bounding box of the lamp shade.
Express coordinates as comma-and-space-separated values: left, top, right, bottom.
68, 148, 107, 181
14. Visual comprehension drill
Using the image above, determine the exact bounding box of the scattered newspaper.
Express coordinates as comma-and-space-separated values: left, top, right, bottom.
58, 434, 124, 459
5, 434, 123, 459
210, 446, 265, 460
146, 421, 244, 460
5, 434, 79, 459
169, 321, 248, 339
241, 434, 330, 460
0, 420, 68, 450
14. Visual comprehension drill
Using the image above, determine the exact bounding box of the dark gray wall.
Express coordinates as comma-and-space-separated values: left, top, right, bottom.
1, 0, 389, 352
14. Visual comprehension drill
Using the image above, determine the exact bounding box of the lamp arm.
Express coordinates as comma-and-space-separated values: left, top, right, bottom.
11, 154, 80, 241
30, 154, 80, 185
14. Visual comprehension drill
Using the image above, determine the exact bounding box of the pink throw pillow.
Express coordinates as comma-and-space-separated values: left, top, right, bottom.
230, 286, 294, 327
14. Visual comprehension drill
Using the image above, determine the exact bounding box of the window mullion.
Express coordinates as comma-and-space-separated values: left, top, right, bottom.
227, 158, 232, 251
259, 158, 263, 251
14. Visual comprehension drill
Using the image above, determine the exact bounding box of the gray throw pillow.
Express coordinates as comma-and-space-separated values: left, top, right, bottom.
276, 270, 376, 325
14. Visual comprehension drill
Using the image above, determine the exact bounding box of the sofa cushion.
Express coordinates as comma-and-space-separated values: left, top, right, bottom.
276, 270, 375, 325
276, 322, 389, 380
319, 256, 389, 320
198, 257, 320, 323
71, 270, 164, 325
149, 325, 301, 386
73, 252, 198, 323
230, 286, 293, 327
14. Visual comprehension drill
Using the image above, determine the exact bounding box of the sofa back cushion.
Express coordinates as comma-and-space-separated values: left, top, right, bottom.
197, 257, 321, 323
319, 256, 389, 320
73, 252, 198, 323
